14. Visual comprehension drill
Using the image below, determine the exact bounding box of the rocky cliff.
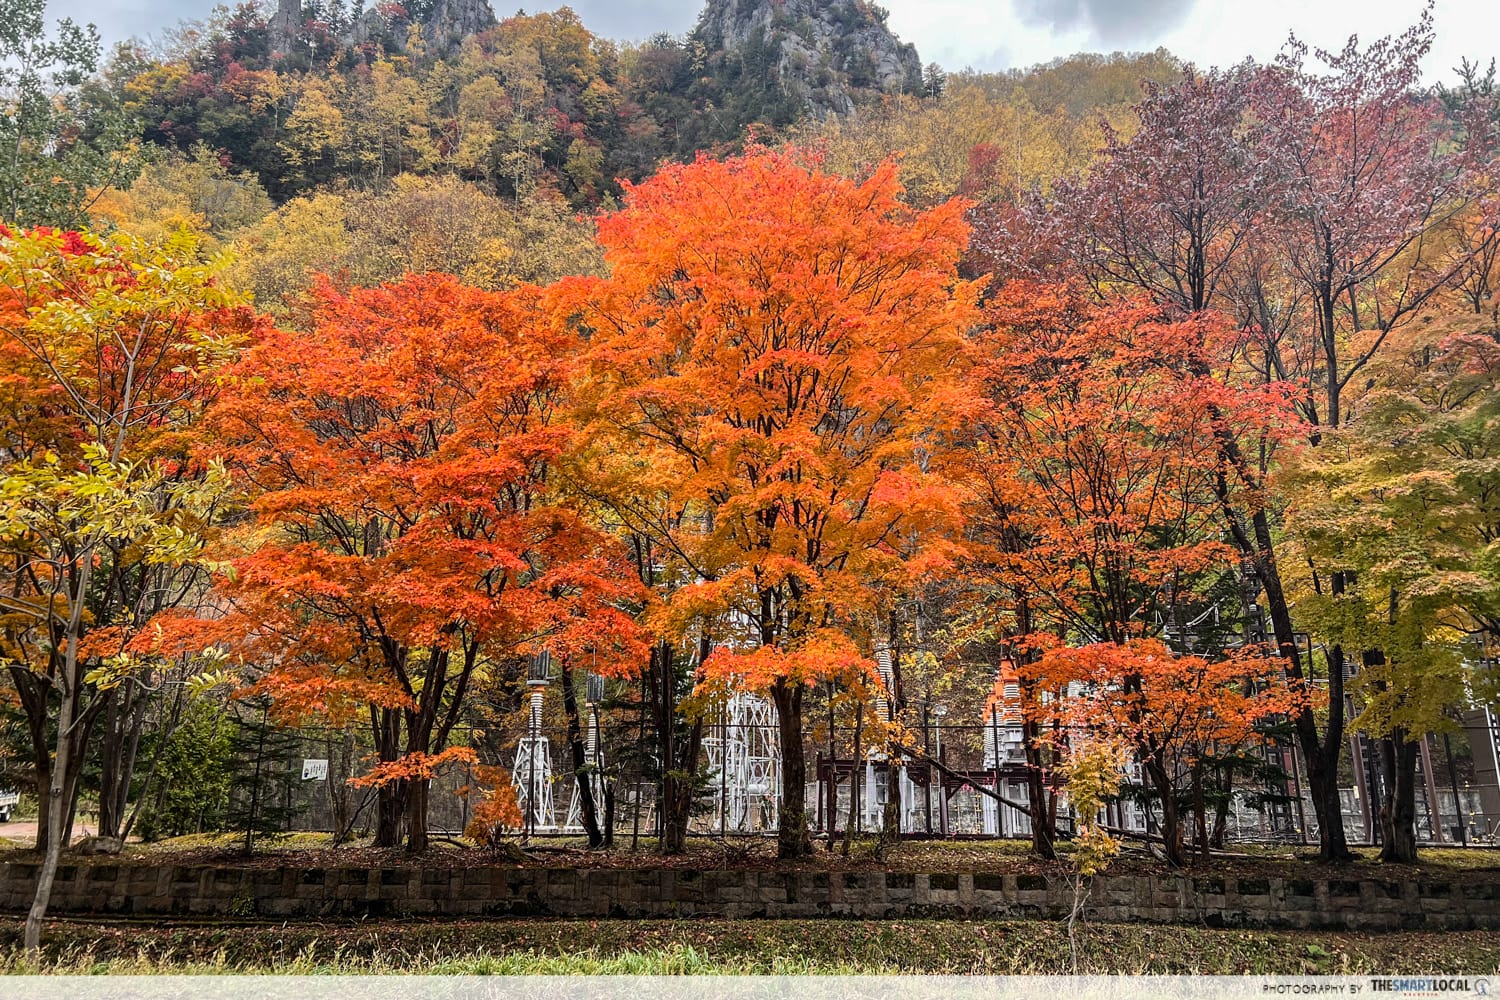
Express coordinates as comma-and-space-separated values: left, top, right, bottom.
693, 0, 923, 119
313, 0, 497, 56
419, 0, 497, 54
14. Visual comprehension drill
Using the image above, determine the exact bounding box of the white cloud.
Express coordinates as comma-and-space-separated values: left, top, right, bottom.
1010, 0, 1194, 47
50, 0, 1500, 84
885, 0, 1500, 81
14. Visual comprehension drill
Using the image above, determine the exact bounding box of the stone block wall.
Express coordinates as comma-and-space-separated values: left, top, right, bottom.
1, 861, 1496, 931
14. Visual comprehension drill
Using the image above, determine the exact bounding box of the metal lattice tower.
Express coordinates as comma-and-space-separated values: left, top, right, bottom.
564, 672, 607, 832
873, 641, 894, 721
981, 659, 1024, 835
863, 641, 916, 831
704, 689, 781, 833
512, 652, 556, 833
982, 661, 1024, 769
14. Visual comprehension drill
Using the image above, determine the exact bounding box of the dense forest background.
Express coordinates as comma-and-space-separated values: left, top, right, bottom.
6, 0, 1193, 315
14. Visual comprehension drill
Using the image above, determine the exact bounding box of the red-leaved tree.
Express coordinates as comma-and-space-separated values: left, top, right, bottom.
959, 283, 1294, 864
210, 273, 646, 852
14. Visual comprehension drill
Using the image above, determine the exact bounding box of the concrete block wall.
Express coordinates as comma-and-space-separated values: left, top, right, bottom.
2, 861, 1496, 930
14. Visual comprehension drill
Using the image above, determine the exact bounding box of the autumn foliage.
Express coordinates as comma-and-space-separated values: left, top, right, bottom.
1033, 638, 1305, 865
208, 272, 646, 851
961, 283, 1293, 640
562, 147, 978, 856
0, 226, 265, 950
6, 3, 1500, 895
461, 765, 526, 849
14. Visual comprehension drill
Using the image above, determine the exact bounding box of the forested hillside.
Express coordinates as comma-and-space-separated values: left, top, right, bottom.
5, 0, 1189, 314
87, 0, 931, 207
89, 0, 1184, 201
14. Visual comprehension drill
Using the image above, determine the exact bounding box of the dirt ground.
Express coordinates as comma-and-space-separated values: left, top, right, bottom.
0, 821, 97, 844
5, 826, 1500, 885
0, 822, 33, 842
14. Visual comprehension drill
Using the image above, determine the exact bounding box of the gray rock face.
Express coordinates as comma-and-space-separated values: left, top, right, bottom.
269, 0, 302, 54
420, 0, 497, 54
72, 836, 124, 856
337, 0, 497, 56
695, 0, 923, 118
345, 6, 388, 47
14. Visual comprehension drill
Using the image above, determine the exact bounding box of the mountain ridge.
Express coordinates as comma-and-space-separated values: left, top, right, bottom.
691, 0, 924, 119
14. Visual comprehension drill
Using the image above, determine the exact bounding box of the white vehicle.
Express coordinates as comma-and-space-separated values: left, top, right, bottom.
0, 789, 18, 823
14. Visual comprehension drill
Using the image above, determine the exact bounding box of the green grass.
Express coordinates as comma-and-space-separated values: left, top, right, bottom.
1, 918, 1498, 975
134, 831, 351, 853
1213, 842, 1500, 871
0, 944, 863, 976
0, 830, 365, 857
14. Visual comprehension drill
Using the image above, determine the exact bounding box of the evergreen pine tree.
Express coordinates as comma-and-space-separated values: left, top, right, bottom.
225, 701, 301, 853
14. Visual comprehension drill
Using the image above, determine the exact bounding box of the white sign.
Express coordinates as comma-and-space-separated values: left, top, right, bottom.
301, 758, 329, 781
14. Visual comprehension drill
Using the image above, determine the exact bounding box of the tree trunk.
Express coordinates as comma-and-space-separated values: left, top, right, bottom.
373, 781, 405, 849
659, 735, 699, 855
1378, 733, 1420, 864
649, 641, 703, 856
770, 678, 812, 859
1023, 715, 1057, 860
560, 660, 603, 849
26, 553, 98, 956
25, 738, 69, 955
1145, 758, 1185, 868
1264, 552, 1354, 863
95, 685, 147, 841
1013, 596, 1056, 860
397, 742, 433, 852
842, 702, 862, 857
26, 666, 81, 955
879, 614, 905, 851
29, 762, 50, 854
57, 738, 88, 848
1191, 761, 1210, 861
405, 778, 429, 854
603, 782, 616, 849
880, 760, 902, 853
1197, 343, 1353, 864
371, 705, 404, 849
120, 686, 188, 843
328, 729, 356, 837
95, 691, 126, 840
1210, 766, 1233, 849
10, 666, 54, 853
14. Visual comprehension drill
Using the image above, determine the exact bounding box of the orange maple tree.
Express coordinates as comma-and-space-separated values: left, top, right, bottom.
1032, 638, 1303, 866
208, 272, 646, 852
957, 282, 1296, 864
961, 284, 1275, 643
460, 765, 526, 849
559, 147, 979, 857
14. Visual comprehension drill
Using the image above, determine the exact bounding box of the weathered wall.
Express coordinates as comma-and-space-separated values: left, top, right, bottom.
2, 862, 1495, 931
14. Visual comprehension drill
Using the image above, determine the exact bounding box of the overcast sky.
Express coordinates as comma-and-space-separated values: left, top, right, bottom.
54, 0, 1500, 81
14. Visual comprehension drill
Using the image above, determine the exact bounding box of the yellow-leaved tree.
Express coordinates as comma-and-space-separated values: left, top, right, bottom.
0, 227, 261, 953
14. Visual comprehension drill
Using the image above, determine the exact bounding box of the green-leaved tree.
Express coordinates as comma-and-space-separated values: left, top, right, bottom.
0, 0, 141, 228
